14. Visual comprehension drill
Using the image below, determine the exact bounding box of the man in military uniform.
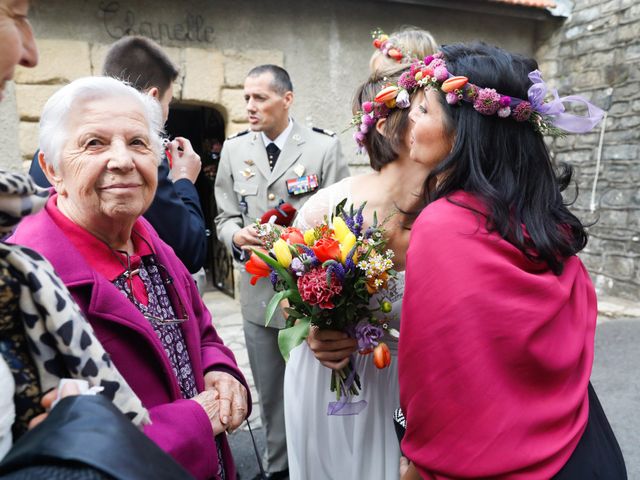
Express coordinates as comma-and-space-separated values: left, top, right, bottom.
214, 64, 349, 480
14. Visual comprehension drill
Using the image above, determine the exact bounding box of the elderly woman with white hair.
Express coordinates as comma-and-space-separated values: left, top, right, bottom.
10, 76, 250, 480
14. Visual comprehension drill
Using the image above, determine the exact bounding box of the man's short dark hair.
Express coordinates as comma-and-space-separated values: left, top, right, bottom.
102, 36, 179, 96
246, 65, 293, 95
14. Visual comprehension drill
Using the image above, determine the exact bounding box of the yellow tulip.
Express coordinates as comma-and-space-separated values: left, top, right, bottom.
340, 232, 357, 263
273, 239, 292, 268
304, 229, 316, 246
332, 217, 351, 243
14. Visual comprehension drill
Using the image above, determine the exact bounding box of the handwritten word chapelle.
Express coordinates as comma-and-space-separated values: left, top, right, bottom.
99, 1, 215, 43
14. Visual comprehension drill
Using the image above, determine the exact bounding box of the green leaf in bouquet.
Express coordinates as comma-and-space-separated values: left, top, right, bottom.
265, 289, 294, 327
252, 248, 296, 290
284, 307, 304, 319
278, 317, 311, 361
334, 198, 348, 217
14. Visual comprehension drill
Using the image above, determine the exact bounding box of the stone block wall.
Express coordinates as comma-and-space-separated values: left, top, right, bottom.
6, 39, 283, 169
536, 0, 640, 301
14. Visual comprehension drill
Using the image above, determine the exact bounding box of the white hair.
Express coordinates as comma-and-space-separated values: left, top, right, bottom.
38, 76, 164, 169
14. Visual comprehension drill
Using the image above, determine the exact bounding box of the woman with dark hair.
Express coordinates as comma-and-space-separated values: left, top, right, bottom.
283, 64, 430, 479
399, 42, 626, 479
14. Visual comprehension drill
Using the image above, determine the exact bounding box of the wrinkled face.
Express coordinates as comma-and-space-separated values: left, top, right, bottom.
244, 72, 292, 139
408, 88, 453, 170
0, 0, 38, 101
51, 97, 159, 232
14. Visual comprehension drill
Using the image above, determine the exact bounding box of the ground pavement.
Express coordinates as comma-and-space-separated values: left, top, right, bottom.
204, 290, 640, 479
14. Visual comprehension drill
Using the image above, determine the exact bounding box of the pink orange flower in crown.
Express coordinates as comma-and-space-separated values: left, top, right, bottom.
371, 28, 407, 63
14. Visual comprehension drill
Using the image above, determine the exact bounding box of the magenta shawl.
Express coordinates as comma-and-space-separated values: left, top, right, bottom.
399, 191, 596, 479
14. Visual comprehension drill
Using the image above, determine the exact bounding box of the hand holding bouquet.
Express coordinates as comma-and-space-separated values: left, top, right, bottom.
249, 199, 397, 414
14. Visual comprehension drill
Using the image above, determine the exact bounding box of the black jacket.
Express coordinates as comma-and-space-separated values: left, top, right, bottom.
0, 395, 193, 479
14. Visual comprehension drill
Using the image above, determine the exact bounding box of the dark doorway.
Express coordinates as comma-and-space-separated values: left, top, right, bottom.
165, 104, 235, 297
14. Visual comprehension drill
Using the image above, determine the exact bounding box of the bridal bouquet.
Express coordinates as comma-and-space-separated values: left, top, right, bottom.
248, 200, 397, 414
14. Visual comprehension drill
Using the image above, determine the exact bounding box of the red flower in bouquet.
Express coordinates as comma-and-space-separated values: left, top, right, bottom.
246, 250, 271, 285
297, 267, 343, 309
281, 227, 306, 249
312, 237, 341, 263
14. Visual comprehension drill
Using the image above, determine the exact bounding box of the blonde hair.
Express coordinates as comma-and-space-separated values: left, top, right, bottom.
369, 27, 438, 74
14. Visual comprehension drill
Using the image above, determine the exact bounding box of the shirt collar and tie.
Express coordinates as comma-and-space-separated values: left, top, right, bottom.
261, 118, 293, 170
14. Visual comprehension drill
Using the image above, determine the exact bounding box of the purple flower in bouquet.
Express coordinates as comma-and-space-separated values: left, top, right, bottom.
300, 245, 319, 267
354, 320, 384, 353
343, 213, 355, 234
290, 257, 306, 277
326, 261, 346, 283
351, 204, 365, 237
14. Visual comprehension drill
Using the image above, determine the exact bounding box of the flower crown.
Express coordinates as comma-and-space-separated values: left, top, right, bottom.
352, 51, 604, 151
371, 28, 412, 64
351, 79, 414, 152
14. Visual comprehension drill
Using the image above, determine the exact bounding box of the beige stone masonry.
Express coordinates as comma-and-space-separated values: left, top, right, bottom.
222, 50, 284, 87
14, 40, 91, 84
19, 122, 39, 161
181, 48, 224, 104
220, 87, 247, 123
90, 43, 185, 99
89, 43, 111, 76
15, 84, 60, 121
9, 41, 285, 161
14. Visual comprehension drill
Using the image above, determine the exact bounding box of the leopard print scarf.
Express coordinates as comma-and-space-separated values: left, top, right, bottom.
0, 170, 150, 432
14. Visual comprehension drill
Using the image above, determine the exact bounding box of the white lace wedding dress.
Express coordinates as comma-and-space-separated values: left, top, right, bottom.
284, 177, 404, 480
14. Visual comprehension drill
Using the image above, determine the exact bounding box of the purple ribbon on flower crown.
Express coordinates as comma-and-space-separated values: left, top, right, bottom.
527, 70, 605, 133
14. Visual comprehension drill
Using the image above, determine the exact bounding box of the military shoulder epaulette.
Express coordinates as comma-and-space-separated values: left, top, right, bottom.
226, 129, 250, 140
312, 126, 336, 137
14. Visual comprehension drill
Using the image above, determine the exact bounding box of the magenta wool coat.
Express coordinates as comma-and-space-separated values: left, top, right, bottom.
10, 207, 250, 480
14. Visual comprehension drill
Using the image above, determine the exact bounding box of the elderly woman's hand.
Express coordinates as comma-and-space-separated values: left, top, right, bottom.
204, 371, 248, 432
192, 389, 225, 436
307, 326, 358, 370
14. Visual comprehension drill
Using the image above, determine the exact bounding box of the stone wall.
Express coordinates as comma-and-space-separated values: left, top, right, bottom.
8, 38, 283, 169
0, 0, 543, 173
536, 0, 640, 301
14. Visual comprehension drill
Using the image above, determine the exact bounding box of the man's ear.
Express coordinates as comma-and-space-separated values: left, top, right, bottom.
39, 151, 65, 195
375, 117, 387, 136
147, 86, 160, 99
282, 91, 294, 110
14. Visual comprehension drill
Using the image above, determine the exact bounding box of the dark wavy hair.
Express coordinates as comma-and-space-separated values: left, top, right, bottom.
352, 65, 415, 171
422, 42, 587, 275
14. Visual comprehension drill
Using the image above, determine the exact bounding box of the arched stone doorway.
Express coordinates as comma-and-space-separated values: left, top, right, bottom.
165, 103, 234, 296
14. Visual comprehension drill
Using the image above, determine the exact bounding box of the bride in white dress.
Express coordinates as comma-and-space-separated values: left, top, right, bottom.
283, 65, 430, 480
